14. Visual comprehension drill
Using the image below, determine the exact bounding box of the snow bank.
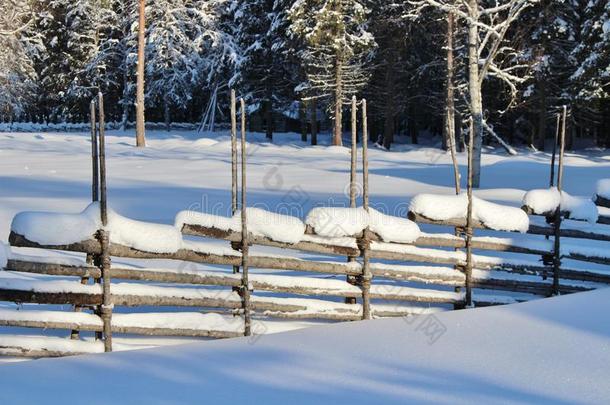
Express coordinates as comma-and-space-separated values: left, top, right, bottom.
409, 193, 529, 232
596, 179, 610, 200
11, 203, 183, 253
522, 188, 599, 223
176, 208, 306, 244
305, 207, 421, 243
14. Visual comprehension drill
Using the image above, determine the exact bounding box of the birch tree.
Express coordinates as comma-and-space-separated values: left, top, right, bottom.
408, 0, 536, 187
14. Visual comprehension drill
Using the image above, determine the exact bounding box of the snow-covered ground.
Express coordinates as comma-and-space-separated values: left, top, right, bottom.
0, 130, 609, 402
1, 287, 609, 404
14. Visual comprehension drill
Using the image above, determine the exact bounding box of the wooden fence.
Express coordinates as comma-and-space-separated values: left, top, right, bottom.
0, 95, 609, 358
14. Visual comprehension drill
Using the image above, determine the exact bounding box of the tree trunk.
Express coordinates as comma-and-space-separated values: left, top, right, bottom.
468, 0, 483, 188
164, 95, 170, 132
265, 84, 273, 141
299, 99, 308, 142
333, 53, 344, 146
409, 105, 418, 144
444, 11, 456, 153
382, 49, 396, 150
135, 0, 146, 147
119, 33, 130, 132
456, 109, 464, 152
537, 78, 546, 150
311, 99, 317, 146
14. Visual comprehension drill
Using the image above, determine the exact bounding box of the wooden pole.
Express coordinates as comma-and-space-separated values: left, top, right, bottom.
361, 99, 371, 320
362, 100, 369, 210
552, 106, 567, 295
345, 96, 358, 305
90, 100, 99, 202
549, 113, 560, 187
98, 92, 112, 352
240, 98, 251, 336
350, 95, 357, 208
135, 0, 146, 147
231, 90, 237, 214
73, 100, 99, 340
465, 116, 474, 307
230, 90, 240, 277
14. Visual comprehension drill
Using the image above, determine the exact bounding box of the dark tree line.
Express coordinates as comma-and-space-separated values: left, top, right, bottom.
1, 0, 608, 151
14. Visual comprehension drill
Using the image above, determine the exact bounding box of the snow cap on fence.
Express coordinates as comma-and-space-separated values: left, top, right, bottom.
410, 193, 530, 233
522, 188, 599, 223
11, 202, 183, 253
305, 207, 421, 243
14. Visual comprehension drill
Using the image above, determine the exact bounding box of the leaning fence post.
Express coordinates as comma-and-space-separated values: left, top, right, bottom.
552, 106, 567, 296
549, 113, 560, 188
465, 116, 474, 307
91, 100, 99, 203
360, 99, 372, 320
346, 96, 358, 304
72, 100, 99, 340
240, 98, 252, 336
98, 92, 113, 352
230, 89, 240, 278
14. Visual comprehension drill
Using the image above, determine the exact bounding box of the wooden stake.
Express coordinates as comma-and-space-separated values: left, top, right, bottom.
549, 113, 560, 187
240, 98, 251, 336
465, 116, 474, 307
230, 90, 240, 277
350, 96, 357, 208
553, 106, 567, 295
345, 96, 358, 305
73, 100, 99, 340
98, 92, 112, 352
90, 100, 99, 202
362, 99, 369, 210
361, 99, 371, 320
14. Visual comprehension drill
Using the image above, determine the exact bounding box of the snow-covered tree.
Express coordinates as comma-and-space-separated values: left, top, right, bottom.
570, 0, 609, 100
408, 0, 537, 187
289, 0, 376, 146
233, 0, 295, 140
0, 0, 40, 119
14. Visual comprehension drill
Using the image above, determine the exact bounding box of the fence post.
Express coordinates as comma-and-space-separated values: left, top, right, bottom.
72, 100, 100, 340
98, 92, 113, 352
346, 96, 358, 304
465, 116, 474, 307
230, 89, 240, 279
240, 98, 252, 336
360, 99, 372, 320
552, 106, 567, 296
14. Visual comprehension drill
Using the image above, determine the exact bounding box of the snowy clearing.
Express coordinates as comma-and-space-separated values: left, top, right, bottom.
0, 287, 609, 404
1, 130, 610, 401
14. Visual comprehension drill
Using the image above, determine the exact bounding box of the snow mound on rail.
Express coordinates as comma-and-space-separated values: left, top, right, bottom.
11, 203, 183, 253
305, 207, 420, 243
522, 187, 598, 223
596, 179, 610, 200
176, 208, 306, 244
409, 193, 529, 232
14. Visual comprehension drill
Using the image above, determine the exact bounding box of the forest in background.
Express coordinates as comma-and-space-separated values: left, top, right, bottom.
1, 0, 609, 153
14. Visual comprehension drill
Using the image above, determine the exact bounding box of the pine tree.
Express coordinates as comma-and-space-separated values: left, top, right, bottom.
234, 0, 294, 140
289, 0, 376, 146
